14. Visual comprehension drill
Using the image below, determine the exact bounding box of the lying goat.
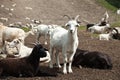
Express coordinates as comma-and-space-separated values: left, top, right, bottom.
0, 44, 47, 77
6, 39, 51, 63
72, 48, 112, 69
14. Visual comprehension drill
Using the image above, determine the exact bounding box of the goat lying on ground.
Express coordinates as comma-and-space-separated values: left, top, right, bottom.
99, 28, 113, 40
86, 11, 109, 31
0, 44, 47, 77
72, 48, 112, 69
112, 28, 120, 40
6, 39, 51, 63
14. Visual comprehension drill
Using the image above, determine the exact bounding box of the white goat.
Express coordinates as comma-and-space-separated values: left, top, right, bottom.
8, 39, 51, 63
49, 15, 80, 74
4, 41, 18, 55
1, 26, 34, 52
117, 8, 120, 15
88, 24, 110, 34
99, 31, 113, 40
31, 24, 59, 44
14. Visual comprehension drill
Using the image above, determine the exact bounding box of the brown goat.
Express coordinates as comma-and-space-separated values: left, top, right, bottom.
0, 44, 47, 77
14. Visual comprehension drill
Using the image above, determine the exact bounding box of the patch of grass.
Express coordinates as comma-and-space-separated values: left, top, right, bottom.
21, 27, 30, 32
96, 0, 120, 12
111, 21, 120, 27
79, 25, 86, 30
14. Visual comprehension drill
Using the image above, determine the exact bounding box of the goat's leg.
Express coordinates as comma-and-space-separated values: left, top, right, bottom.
55, 50, 61, 68
36, 33, 40, 43
62, 48, 67, 74
68, 47, 77, 73
49, 47, 54, 68
44, 34, 47, 45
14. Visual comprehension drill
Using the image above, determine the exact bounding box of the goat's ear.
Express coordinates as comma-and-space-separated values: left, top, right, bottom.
18, 39, 23, 43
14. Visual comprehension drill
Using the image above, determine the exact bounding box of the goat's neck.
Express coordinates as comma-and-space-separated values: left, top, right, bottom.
68, 28, 78, 43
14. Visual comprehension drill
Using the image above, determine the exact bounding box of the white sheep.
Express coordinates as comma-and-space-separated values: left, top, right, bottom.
8, 39, 51, 63
49, 15, 80, 74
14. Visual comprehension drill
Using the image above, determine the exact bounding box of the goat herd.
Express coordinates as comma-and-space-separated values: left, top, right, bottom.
0, 12, 119, 77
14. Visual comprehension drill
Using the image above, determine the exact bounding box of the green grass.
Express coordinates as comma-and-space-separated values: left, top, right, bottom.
79, 25, 86, 30
111, 21, 120, 27
97, 0, 120, 12
21, 27, 31, 32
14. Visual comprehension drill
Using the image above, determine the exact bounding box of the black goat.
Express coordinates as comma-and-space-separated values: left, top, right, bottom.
72, 48, 112, 69
0, 44, 47, 77
112, 28, 120, 40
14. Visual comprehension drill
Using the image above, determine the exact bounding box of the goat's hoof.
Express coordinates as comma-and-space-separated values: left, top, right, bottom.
58, 65, 62, 68
63, 70, 67, 74
44, 42, 47, 45
68, 69, 73, 73
49, 65, 53, 68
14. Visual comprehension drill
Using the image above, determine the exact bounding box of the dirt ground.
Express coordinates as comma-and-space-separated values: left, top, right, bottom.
1, 30, 119, 80
0, 0, 120, 80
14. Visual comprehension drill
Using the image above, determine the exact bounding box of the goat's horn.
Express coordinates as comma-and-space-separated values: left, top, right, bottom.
63, 15, 71, 20
75, 15, 80, 20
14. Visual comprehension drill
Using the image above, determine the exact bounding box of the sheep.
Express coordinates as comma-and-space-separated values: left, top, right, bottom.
72, 48, 112, 69
49, 15, 80, 74
0, 44, 47, 77
8, 38, 51, 63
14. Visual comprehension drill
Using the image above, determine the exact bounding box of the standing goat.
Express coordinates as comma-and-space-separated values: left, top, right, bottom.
31, 24, 58, 45
49, 15, 80, 74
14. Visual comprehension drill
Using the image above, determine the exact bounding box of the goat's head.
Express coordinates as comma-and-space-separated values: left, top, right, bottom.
64, 15, 81, 34
8, 39, 22, 48
32, 44, 47, 58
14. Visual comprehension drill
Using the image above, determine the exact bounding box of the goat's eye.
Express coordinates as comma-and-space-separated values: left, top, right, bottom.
76, 25, 79, 27
66, 24, 70, 27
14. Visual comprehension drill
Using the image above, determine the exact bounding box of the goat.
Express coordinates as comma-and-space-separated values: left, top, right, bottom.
88, 24, 110, 34
0, 44, 47, 77
72, 48, 112, 69
117, 8, 120, 15
0, 44, 46, 77
4, 41, 18, 55
8, 39, 51, 63
1, 26, 34, 53
49, 15, 80, 74
31, 24, 58, 45
112, 28, 120, 40
99, 28, 113, 40
86, 11, 109, 31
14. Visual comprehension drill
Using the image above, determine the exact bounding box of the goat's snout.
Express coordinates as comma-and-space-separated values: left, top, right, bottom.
70, 30, 73, 33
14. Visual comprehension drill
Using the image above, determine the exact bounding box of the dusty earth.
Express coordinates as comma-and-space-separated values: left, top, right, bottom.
0, 0, 120, 80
